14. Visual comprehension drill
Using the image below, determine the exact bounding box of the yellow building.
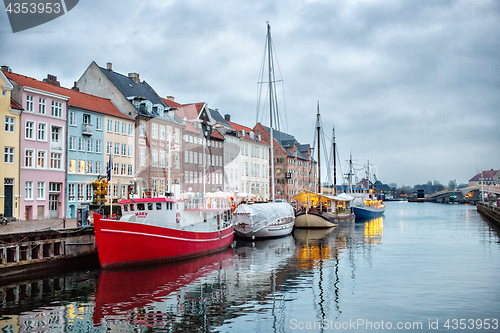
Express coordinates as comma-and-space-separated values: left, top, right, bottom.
1, 70, 21, 219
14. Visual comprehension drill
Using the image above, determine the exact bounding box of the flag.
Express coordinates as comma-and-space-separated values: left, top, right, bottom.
107, 153, 112, 181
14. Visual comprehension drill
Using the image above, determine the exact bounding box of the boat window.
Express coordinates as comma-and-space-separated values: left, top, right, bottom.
168, 202, 172, 210
137, 203, 145, 211
156, 203, 162, 210
147, 203, 153, 211
130, 204, 135, 211
123, 205, 128, 212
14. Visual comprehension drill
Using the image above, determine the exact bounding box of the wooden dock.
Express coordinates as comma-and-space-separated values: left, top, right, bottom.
477, 201, 500, 227
0, 219, 98, 284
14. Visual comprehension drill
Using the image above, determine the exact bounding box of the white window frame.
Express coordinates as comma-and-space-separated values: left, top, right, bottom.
37, 181, 45, 200
96, 117, 103, 131
39, 98, 46, 114
37, 150, 46, 169
25, 120, 35, 139
26, 95, 34, 112
37, 122, 47, 141
51, 101, 62, 118
69, 111, 77, 126
25, 181, 33, 200
4, 147, 14, 163
25, 149, 34, 168
5, 116, 15, 132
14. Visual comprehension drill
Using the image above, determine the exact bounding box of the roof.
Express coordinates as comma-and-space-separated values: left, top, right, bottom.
261, 125, 310, 161
98, 66, 165, 106
3, 70, 133, 120
469, 170, 500, 181
209, 109, 230, 127
227, 120, 268, 144
10, 98, 23, 110
162, 97, 182, 109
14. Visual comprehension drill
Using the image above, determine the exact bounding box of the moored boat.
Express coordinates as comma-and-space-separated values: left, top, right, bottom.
293, 190, 354, 228
93, 190, 234, 269
232, 201, 295, 239
351, 191, 385, 218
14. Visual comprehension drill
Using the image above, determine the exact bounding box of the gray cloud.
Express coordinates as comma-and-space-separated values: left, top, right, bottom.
1, 0, 498, 186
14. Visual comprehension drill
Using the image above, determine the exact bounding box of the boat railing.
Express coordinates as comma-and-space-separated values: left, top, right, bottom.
183, 197, 230, 210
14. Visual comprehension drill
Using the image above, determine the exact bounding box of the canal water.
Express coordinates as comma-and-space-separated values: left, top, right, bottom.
1, 202, 499, 332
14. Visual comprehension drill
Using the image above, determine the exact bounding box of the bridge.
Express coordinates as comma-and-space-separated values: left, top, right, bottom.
426, 185, 500, 204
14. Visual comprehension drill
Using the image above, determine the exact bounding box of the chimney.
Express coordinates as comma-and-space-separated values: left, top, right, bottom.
71, 81, 80, 91
224, 114, 231, 122
128, 73, 140, 84
167, 96, 175, 102
43, 74, 60, 87
107, 62, 113, 71
1, 65, 11, 73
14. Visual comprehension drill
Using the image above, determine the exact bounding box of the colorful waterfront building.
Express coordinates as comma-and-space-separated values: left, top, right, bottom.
0, 68, 22, 219
4, 70, 68, 220
77, 61, 184, 196
65, 89, 134, 218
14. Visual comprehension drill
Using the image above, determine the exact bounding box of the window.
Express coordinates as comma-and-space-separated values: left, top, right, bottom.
174, 128, 180, 142
5, 116, 14, 132
26, 95, 34, 112
128, 164, 133, 176
160, 150, 165, 167
106, 142, 112, 154
140, 121, 146, 137
25, 149, 34, 167
83, 114, 91, 124
78, 160, 85, 173
69, 136, 76, 151
121, 164, 126, 175
160, 125, 165, 140
96, 161, 102, 174
152, 123, 158, 139
51, 101, 62, 117
25, 121, 34, 139
128, 123, 134, 135
69, 111, 77, 126
185, 150, 188, 163
152, 150, 158, 166
86, 161, 94, 174
77, 183, 85, 201
96, 117, 103, 131
95, 140, 102, 153
39, 98, 46, 114
51, 126, 60, 143
79, 137, 85, 151
37, 123, 46, 141
140, 148, 145, 166
121, 144, 127, 156
87, 184, 93, 201
114, 121, 120, 133
50, 153, 62, 169
121, 122, 126, 135
87, 139, 94, 153
174, 152, 179, 168
25, 181, 33, 199
114, 143, 120, 155
37, 150, 45, 168
68, 159, 76, 173
68, 184, 75, 201
107, 119, 113, 132
37, 181, 45, 200
113, 163, 119, 175
4, 147, 14, 163
128, 144, 133, 157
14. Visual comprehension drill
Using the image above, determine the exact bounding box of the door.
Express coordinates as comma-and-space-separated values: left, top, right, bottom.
49, 194, 59, 218
4, 183, 13, 217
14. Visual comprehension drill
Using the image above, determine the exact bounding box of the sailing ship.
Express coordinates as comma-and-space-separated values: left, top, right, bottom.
346, 157, 385, 219
233, 23, 295, 239
293, 104, 355, 228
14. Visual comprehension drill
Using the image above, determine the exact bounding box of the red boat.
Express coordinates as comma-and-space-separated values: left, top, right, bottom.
93, 194, 234, 269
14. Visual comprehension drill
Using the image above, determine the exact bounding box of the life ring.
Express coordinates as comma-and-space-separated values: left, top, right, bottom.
176, 212, 181, 223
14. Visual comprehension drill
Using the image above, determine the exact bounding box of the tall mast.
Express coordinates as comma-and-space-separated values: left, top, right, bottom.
333, 126, 336, 195
267, 22, 275, 202
316, 101, 321, 193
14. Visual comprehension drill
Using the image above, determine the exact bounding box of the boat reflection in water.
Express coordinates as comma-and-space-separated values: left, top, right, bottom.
293, 222, 354, 322
93, 248, 234, 329
353, 216, 384, 244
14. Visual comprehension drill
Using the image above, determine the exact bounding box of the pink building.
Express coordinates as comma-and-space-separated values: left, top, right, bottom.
6, 71, 68, 220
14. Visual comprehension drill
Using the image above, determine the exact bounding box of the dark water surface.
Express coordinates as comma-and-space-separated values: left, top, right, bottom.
1, 202, 499, 332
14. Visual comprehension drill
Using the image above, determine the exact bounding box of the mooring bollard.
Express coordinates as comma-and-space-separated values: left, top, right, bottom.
63, 218, 66, 229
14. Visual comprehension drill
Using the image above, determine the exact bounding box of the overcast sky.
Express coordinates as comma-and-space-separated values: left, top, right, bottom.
1, 0, 499, 187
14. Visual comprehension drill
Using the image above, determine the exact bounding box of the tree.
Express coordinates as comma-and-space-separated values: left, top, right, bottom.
448, 180, 457, 190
